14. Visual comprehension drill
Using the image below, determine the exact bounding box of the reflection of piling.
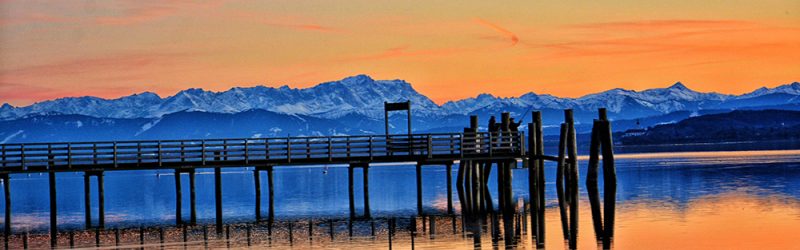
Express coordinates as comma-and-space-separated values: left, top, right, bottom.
599, 109, 617, 249
584, 108, 618, 249
566, 109, 579, 249
555, 123, 569, 240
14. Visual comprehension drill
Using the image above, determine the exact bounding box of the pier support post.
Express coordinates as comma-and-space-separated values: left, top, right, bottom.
98, 172, 104, 228
363, 164, 371, 219
189, 169, 197, 225
84, 173, 92, 229
254, 169, 261, 221
348, 165, 355, 219
416, 162, 423, 215
446, 162, 453, 215
214, 167, 223, 234
83, 171, 105, 229
2, 174, 9, 247
49, 171, 57, 248
566, 109, 579, 249
175, 169, 182, 225
533, 111, 546, 247
268, 166, 274, 221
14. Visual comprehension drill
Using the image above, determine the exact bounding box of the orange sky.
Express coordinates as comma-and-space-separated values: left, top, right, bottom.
1, 0, 799, 106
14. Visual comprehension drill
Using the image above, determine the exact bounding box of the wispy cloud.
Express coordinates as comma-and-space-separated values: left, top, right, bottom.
474, 18, 519, 46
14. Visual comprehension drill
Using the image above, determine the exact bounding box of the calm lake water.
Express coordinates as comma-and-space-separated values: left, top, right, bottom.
2, 147, 800, 249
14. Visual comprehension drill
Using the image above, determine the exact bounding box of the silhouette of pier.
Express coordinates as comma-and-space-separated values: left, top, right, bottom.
0, 105, 616, 249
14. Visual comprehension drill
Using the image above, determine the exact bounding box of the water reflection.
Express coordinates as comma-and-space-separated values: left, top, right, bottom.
0, 150, 799, 249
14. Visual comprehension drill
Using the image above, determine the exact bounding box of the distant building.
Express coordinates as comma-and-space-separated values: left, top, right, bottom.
622, 128, 647, 137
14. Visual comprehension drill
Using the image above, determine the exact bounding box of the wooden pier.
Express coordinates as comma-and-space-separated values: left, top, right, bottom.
0, 107, 616, 249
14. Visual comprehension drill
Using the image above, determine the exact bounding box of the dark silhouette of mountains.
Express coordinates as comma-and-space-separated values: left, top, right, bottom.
620, 110, 800, 145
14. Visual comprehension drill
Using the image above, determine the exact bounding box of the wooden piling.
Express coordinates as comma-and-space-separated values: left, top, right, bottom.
527, 121, 538, 242
2, 174, 9, 245
49, 171, 57, 248
214, 167, 223, 234
189, 169, 197, 225
600, 115, 617, 248
362, 164, 371, 218
471, 161, 482, 215
482, 161, 494, 213
97, 173, 104, 228
416, 162, 423, 215
566, 109, 579, 249
533, 111, 545, 247
84, 173, 92, 229
268, 166, 274, 221
587, 120, 604, 241
461, 160, 468, 216
445, 162, 454, 214
175, 169, 182, 225
556, 123, 569, 239
456, 161, 468, 216
348, 165, 355, 219
254, 169, 261, 221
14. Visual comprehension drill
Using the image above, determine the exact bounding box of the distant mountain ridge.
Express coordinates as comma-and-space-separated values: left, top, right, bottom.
2, 75, 799, 123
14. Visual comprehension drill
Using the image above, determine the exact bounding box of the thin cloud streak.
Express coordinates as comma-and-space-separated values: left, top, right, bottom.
474, 18, 519, 46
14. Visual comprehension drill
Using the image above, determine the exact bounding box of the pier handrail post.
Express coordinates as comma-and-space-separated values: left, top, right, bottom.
93, 143, 97, 165
68, 143, 72, 168
459, 133, 464, 158
201, 140, 206, 165
113, 142, 118, 167
157, 141, 162, 167
328, 137, 333, 162
19, 144, 24, 169
137, 142, 142, 166
286, 137, 291, 162
369, 135, 374, 160
245, 139, 250, 164
519, 131, 526, 156
488, 132, 493, 157
427, 134, 433, 158
181, 141, 185, 163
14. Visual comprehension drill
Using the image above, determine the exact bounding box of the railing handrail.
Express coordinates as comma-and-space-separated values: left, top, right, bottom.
0, 131, 526, 171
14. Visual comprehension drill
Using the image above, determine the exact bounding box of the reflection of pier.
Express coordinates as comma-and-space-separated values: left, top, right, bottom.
0, 105, 617, 249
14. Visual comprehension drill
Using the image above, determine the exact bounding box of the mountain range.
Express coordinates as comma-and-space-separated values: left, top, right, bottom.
1, 75, 799, 143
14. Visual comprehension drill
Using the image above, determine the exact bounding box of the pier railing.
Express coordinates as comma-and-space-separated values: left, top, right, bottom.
0, 132, 524, 172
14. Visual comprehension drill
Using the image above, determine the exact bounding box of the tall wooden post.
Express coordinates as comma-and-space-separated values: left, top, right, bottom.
189, 169, 197, 225
254, 169, 261, 221
97, 172, 104, 228
2, 174, 9, 246
268, 166, 275, 221
533, 111, 545, 247
214, 167, 223, 234
363, 164, 371, 219
482, 161, 494, 214
556, 123, 569, 239
456, 161, 468, 216
175, 169, 182, 225
49, 171, 57, 248
600, 110, 617, 248
84, 173, 92, 229
566, 109, 579, 249
587, 120, 604, 241
416, 162, 423, 215
446, 162, 454, 215
348, 165, 355, 218
527, 121, 539, 244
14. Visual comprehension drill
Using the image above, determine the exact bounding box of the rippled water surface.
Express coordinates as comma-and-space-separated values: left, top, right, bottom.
2, 149, 799, 249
